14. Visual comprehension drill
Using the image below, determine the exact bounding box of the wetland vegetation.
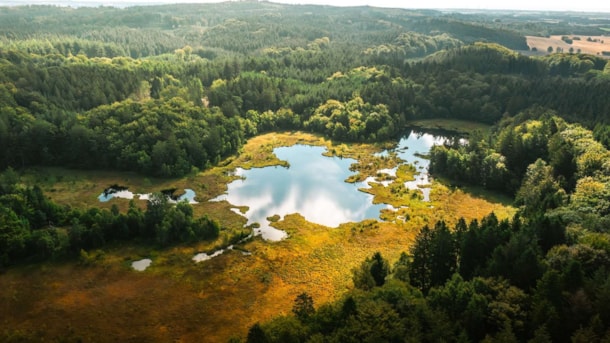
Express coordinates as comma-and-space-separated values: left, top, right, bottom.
1, 2, 610, 342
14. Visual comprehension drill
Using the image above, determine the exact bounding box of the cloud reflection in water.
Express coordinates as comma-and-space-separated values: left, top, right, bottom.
217, 133, 446, 241
221, 145, 385, 240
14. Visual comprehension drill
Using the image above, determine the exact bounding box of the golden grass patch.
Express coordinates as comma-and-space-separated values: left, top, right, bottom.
526, 35, 610, 56
407, 119, 492, 135
2, 131, 515, 342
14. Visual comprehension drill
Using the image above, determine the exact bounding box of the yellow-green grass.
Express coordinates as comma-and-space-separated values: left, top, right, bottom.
2, 131, 515, 342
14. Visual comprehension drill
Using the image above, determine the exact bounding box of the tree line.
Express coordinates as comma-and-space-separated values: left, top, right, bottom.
2, 42, 610, 178
430, 110, 610, 231
0, 168, 222, 267
244, 113, 610, 343
247, 213, 610, 342
2, 3, 610, 340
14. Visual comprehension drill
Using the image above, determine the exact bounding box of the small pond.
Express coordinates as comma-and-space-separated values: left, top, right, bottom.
193, 249, 226, 262
98, 188, 198, 204
366, 131, 449, 201
131, 258, 152, 271
192, 245, 252, 263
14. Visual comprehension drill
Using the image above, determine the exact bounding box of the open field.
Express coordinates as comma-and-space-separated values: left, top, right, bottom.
526, 35, 610, 56
1, 131, 515, 342
407, 118, 492, 135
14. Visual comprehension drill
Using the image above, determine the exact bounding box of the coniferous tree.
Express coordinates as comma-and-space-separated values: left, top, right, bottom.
410, 225, 433, 293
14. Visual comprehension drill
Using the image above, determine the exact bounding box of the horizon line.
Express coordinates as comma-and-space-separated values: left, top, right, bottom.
1, 0, 610, 13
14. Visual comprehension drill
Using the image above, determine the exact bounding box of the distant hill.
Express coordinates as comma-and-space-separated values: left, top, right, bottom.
0, 0, 175, 7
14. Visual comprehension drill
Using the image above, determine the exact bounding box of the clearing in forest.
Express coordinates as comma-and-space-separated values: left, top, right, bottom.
526, 34, 610, 56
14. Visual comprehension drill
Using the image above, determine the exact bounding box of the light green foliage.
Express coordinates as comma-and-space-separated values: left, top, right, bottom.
541, 53, 605, 75
0, 206, 30, 265
516, 159, 566, 215
571, 176, 610, 215
3, 3, 610, 341
364, 32, 462, 59
305, 96, 397, 141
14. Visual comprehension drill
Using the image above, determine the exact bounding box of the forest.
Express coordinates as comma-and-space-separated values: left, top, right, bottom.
1, 1, 610, 342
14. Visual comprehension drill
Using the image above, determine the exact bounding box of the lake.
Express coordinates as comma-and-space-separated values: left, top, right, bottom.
213, 130, 447, 241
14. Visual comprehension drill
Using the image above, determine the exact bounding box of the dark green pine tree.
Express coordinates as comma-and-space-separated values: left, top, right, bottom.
246, 323, 269, 343
409, 225, 433, 293
430, 220, 457, 287
370, 251, 390, 287
292, 292, 315, 322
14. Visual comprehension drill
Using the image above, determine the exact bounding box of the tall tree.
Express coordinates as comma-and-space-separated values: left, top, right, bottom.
292, 292, 315, 322
430, 220, 457, 287
409, 225, 433, 293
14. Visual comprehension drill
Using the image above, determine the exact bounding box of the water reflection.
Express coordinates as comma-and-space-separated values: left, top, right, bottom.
131, 258, 152, 271
193, 248, 227, 262
98, 188, 198, 204
216, 145, 386, 240
389, 131, 448, 201
211, 131, 452, 241
193, 245, 252, 263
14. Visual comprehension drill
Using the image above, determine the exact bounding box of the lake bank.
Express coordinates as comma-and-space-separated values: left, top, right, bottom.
3, 127, 516, 342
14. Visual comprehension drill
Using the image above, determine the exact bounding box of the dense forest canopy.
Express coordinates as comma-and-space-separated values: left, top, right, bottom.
1, 3, 609, 176
2, 2, 610, 342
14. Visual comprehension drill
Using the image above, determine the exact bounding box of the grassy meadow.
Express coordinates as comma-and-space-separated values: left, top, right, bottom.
407, 118, 493, 135
1, 129, 516, 342
526, 35, 610, 55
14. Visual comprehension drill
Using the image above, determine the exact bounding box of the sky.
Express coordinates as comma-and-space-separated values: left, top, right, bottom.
3, 0, 610, 12
274, 0, 610, 12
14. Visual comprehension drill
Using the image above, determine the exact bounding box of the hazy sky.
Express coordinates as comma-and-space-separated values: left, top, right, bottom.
269, 0, 610, 12
5, 0, 610, 12
143, 0, 610, 12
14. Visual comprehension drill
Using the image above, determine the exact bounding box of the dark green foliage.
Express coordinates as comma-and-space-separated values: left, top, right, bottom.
408, 221, 459, 293
304, 96, 400, 142
392, 252, 410, 283
486, 231, 544, 290
408, 225, 433, 292
429, 221, 457, 287
246, 323, 269, 343
353, 252, 389, 290
370, 252, 390, 287
193, 215, 221, 241
254, 211, 610, 342
261, 316, 308, 343
292, 293, 315, 322
82, 98, 243, 177
3, 4, 610, 177
0, 168, 221, 266
2, 3, 610, 340
541, 53, 606, 76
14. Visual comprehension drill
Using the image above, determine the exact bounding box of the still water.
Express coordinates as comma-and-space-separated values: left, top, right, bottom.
372, 131, 448, 201
131, 258, 152, 271
98, 188, 198, 204
215, 145, 386, 240
213, 131, 448, 241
